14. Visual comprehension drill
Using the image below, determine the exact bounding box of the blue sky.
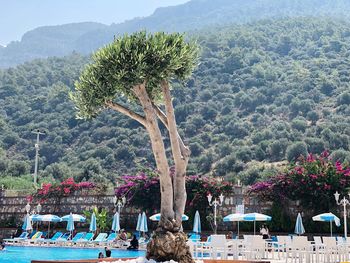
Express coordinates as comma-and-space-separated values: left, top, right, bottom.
0, 0, 190, 45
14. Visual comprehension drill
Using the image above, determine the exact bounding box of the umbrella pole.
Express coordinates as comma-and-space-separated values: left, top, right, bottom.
237, 222, 240, 238
254, 221, 256, 236
48, 222, 51, 238
330, 221, 333, 237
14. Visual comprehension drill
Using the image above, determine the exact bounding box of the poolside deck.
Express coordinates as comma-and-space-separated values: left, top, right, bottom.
31, 259, 270, 263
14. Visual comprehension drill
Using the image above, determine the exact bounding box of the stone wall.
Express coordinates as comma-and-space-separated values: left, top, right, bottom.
0, 186, 271, 234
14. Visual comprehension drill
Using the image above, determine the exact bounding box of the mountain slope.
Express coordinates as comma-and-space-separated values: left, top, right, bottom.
1, 18, 350, 188
2, 0, 350, 68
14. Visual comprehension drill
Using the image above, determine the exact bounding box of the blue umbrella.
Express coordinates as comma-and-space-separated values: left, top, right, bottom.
139, 212, 148, 233
136, 213, 142, 231
312, 212, 340, 236
149, 213, 189, 221
22, 213, 33, 231
295, 213, 305, 235
193, 210, 201, 233
112, 212, 120, 233
223, 213, 244, 236
89, 212, 97, 232
66, 213, 75, 233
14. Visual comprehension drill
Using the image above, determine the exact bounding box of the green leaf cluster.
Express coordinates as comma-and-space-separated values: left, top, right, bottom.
72, 31, 199, 118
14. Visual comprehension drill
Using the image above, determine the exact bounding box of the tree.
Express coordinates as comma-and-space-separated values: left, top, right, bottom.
71, 31, 199, 262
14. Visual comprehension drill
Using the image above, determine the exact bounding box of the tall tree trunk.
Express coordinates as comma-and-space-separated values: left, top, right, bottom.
161, 80, 189, 224
133, 84, 174, 224
134, 82, 193, 263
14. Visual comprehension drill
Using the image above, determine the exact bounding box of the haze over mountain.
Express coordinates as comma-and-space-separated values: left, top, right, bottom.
0, 0, 189, 45
1, 0, 350, 68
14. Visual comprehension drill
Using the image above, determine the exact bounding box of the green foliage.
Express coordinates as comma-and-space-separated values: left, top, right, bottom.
286, 142, 308, 162
2, 18, 350, 186
83, 207, 109, 232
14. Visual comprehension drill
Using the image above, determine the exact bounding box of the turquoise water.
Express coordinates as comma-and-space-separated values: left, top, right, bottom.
0, 246, 145, 263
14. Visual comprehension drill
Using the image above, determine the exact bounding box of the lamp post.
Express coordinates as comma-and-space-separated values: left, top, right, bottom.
31, 129, 45, 187
36, 203, 42, 214
207, 193, 224, 234
113, 196, 126, 214
25, 203, 31, 214
334, 191, 350, 239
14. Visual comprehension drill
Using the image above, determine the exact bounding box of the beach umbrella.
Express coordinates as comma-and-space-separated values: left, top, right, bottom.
193, 211, 201, 234
223, 213, 245, 237
149, 213, 189, 221
140, 212, 148, 233
294, 213, 305, 235
136, 213, 142, 231
22, 213, 33, 232
30, 214, 61, 237
89, 212, 97, 233
241, 213, 272, 235
112, 212, 120, 233
312, 212, 340, 236
66, 213, 75, 233
61, 214, 86, 222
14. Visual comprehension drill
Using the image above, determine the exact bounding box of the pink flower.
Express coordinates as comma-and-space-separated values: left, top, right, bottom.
321, 150, 330, 158
336, 161, 343, 173
306, 153, 315, 162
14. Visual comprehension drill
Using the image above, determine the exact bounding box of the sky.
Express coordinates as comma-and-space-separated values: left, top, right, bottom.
0, 0, 190, 46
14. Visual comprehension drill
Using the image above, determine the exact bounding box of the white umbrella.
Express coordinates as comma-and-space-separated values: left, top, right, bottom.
139, 212, 148, 233
89, 212, 97, 233
312, 212, 340, 236
136, 213, 142, 231
112, 212, 120, 233
149, 213, 189, 221
241, 213, 272, 235
22, 213, 33, 232
61, 214, 86, 222
193, 211, 201, 233
295, 213, 305, 235
66, 213, 75, 234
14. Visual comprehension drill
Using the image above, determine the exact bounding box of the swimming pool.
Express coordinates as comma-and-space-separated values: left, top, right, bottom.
0, 246, 145, 263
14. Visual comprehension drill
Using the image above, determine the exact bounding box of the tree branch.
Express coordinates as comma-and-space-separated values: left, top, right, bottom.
105, 100, 147, 127
152, 103, 190, 161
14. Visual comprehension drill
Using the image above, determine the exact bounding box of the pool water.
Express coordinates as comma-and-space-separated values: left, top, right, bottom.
0, 246, 145, 263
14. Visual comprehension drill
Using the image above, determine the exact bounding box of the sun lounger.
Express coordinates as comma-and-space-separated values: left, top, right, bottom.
105, 232, 117, 244
65, 232, 86, 245
25, 231, 43, 244
92, 233, 108, 246
55, 232, 71, 242
189, 233, 201, 242
36, 231, 63, 244
72, 232, 86, 242
75, 232, 95, 246
3, 232, 29, 243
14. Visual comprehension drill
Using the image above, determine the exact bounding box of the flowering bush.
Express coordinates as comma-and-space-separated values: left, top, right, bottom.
33, 178, 95, 201
249, 151, 350, 212
115, 169, 234, 227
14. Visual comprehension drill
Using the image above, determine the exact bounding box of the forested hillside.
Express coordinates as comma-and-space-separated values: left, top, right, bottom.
1, 18, 350, 189
2, 0, 350, 67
